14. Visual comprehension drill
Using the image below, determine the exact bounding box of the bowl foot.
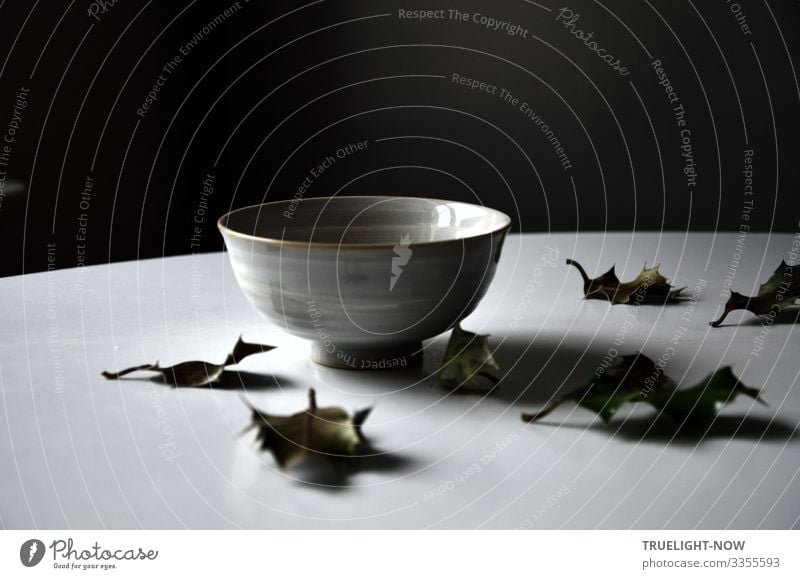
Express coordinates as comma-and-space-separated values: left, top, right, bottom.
311, 342, 422, 370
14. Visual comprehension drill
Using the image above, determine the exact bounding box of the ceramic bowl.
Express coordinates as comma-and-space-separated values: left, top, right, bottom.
218, 196, 510, 369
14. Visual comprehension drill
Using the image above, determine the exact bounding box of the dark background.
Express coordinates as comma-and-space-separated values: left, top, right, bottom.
0, 0, 798, 277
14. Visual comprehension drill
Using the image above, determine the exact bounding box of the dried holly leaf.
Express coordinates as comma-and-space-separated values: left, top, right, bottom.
101, 360, 226, 388
711, 260, 800, 327
244, 388, 372, 469
224, 337, 276, 365
436, 323, 501, 392
567, 258, 685, 304
101, 336, 275, 387
522, 354, 765, 427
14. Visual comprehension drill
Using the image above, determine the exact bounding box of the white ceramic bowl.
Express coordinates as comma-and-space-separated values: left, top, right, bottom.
218, 196, 510, 369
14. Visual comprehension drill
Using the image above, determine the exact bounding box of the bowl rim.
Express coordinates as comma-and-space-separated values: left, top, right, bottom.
217, 195, 512, 249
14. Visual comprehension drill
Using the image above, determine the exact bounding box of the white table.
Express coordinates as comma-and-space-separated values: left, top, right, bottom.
1, 233, 798, 529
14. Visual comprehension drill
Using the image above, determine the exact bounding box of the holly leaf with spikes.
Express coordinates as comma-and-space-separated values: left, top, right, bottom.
243, 388, 372, 469
436, 323, 501, 392
567, 258, 685, 305
101, 336, 275, 387
522, 354, 765, 427
648, 367, 765, 425
711, 260, 800, 327
521, 354, 671, 423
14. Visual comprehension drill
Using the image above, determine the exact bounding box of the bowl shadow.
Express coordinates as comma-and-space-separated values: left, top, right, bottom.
485, 334, 614, 406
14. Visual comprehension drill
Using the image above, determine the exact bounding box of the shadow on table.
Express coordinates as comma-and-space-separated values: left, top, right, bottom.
475, 334, 799, 445
110, 370, 297, 390
291, 441, 417, 491
215, 370, 297, 391
533, 414, 798, 445
486, 334, 612, 406
719, 308, 800, 328
303, 332, 626, 406
612, 414, 799, 444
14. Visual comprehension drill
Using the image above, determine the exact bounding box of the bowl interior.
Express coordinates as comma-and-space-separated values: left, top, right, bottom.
220, 196, 510, 245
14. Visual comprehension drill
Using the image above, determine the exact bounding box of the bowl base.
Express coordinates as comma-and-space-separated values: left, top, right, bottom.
311, 342, 422, 370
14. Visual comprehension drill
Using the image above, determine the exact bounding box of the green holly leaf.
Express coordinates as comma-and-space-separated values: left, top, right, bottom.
567, 259, 685, 305
522, 354, 765, 427
522, 354, 672, 424
436, 323, 501, 392
648, 367, 766, 424
711, 260, 800, 327
244, 388, 372, 470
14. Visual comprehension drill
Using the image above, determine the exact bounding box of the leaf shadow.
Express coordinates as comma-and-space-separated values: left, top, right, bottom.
612, 414, 800, 444
110, 370, 295, 391
215, 370, 296, 391
485, 334, 613, 406
583, 294, 688, 306
530, 414, 798, 445
718, 307, 800, 328
290, 441, 416, 492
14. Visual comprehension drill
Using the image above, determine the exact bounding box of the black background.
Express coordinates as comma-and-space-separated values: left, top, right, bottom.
0, 0, 798, 277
